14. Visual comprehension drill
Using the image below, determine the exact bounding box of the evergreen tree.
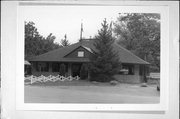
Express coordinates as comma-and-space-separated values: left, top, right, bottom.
61, 34, 70, 47
90, 19, 121, 82
59, 63, 66, 76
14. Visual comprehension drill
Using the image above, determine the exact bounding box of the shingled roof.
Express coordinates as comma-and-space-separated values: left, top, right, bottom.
29, 40, 149, 65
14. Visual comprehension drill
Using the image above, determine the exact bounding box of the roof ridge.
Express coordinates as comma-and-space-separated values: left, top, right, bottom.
30, 42, 80, 60
63, 42, 81, 57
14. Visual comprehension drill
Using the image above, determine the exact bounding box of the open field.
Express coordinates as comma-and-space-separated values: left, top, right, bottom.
25, 80, 160, 104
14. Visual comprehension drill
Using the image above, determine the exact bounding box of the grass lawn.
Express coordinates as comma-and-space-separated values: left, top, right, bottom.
24, 80, 160, 104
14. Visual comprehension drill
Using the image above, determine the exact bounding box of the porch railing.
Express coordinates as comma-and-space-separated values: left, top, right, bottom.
24, 75, 80, 84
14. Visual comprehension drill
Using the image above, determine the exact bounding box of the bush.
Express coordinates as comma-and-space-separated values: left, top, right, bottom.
141, 83, 147, 87
110, 80, 119, 85
59, 63, 66, 76
80, 64, 88, 80
90, 74, 115, 82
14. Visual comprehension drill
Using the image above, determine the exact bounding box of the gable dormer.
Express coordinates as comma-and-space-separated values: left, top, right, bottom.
64, 45, 93, 58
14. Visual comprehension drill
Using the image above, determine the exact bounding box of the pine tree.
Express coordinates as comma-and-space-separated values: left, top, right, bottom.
90, 19, 121, 82
61, 34, 70, 47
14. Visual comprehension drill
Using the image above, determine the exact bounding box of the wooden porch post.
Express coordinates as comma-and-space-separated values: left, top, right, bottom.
88, 70, 91, 80
87, 63, 91, 80
68, 63, 72, 76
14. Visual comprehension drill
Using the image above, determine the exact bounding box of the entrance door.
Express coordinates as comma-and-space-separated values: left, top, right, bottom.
72, 63, 82, 77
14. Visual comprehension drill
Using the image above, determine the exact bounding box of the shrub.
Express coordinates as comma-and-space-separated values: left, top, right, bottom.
59, 63, 66, 76
141, 83, 147, 87
80, 64, 88, 80
110, 80, 119, 85
90, 74, 115, 82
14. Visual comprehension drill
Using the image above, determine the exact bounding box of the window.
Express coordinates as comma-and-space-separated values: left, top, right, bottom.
59, 63, 68, 72
36, 62, 49, 72
52, 63, 60, 72
119, 64, 134, 75
78, 51, 84, 57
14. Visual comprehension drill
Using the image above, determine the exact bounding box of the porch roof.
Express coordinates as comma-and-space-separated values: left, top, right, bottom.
25, 60, 31, 65
29, 40, 150, 65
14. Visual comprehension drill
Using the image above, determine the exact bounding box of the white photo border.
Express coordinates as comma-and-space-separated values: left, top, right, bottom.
16, 2, 169, 111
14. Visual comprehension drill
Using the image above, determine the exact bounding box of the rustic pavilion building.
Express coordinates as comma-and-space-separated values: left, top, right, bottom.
28, 39, 150, 83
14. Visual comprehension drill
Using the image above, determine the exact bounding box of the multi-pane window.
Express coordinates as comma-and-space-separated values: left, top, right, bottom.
78, 51, 84, 57
36, 62, 49, 72
119, 64, 134, 75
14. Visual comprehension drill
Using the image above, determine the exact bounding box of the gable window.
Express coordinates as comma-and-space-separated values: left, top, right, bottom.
78, 51, 84, 57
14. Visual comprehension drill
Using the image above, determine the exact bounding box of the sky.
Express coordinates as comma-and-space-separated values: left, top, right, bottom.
20, 6, 122, 44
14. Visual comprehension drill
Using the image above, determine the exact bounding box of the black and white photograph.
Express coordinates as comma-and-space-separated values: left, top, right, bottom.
2, 1, 179, 119
23, 6, 161, 104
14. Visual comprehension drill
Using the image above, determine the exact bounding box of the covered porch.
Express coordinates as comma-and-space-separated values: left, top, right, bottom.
30, 61, 90, 78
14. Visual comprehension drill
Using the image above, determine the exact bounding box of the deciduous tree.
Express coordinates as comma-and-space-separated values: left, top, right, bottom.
114, 13, 160, 71
25, 21, 61, 59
